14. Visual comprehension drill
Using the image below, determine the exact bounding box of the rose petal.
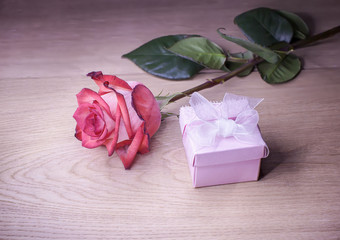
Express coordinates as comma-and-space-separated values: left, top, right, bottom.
101, 89, 137, 141
99, 105, 116, 140
81, 131, 106, 148
138, 134, 150, 154
75, 125, 82, 140
115, 90, 144, 142
104, 105, 122, 156
87, 71, 132, 95
83, 112, 105, 137
76, 88, 111, 118
116, 91, 133, 139
116, 139, 132, 149
116, 123, 145, 169
104, 75, 133, 91
81, 103, 106, 137
131, 84, 161, 137
126, 81, 140, 89
101, 91, 118, 117
74, 101, 115, 142
73, 102, 96, 131
117, 119, 130, 143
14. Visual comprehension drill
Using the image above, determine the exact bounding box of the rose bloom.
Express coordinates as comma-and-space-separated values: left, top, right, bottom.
73, 71, 161, 169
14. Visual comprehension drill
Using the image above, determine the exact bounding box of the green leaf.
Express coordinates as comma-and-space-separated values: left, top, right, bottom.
217, 29, 280, 64
122, 35, 204, 80
234, 7, 294, 46
155, 92, 179, 110
257, 53, 301, 83
167, 37, 226, 70
270, 41, 293, 51
276, 10, 309, 39
225, 51, 254, 77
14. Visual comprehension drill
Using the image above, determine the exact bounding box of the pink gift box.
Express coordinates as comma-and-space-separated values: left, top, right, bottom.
179, 92, 269, 188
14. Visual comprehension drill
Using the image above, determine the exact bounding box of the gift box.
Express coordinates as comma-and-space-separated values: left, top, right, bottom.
179, 92, 269, 188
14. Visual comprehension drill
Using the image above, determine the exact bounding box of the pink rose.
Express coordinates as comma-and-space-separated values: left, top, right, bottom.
73, 71, 161, 169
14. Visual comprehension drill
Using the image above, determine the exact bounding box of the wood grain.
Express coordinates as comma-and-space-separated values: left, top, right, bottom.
1, 0, 340, 239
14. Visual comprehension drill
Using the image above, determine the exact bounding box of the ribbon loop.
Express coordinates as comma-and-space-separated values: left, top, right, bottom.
184, 92, 264, 148
189, 91, 220, 120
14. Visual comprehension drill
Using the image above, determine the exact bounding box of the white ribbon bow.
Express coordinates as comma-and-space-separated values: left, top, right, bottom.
184, 92, 263, 148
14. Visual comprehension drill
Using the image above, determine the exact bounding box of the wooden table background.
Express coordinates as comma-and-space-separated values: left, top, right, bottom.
1, 0, 340, 239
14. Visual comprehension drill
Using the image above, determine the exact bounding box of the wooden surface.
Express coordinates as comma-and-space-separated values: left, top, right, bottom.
1, 0, 340, 239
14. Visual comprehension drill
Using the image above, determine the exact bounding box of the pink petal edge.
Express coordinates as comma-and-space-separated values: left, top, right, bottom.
131, 84, 161, 137
116, 123, 145, 169
87, 71, 132, 94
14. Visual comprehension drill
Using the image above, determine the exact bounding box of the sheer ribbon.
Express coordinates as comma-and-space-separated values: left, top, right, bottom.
183, 92, 265, 149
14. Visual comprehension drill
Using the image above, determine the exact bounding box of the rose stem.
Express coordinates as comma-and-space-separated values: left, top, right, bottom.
169, 25, 340, 103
